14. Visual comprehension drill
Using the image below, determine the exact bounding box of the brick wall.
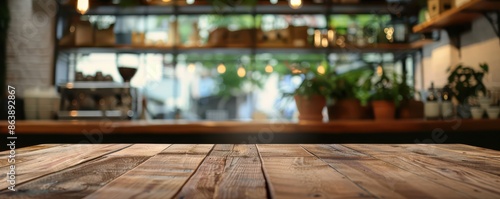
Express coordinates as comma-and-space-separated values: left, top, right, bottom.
6, 0, 57, 98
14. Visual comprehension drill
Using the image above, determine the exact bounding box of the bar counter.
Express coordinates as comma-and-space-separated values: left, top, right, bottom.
3, 119, 500, 134
1, 119, 499, 150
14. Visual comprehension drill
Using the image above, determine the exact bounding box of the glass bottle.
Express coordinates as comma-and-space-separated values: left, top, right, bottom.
424, 82, 440, 119
441, 90, 453, 119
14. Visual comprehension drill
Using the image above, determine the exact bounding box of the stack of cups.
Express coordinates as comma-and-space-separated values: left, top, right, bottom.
24, 87, 60, 120
471, 96, 500, 119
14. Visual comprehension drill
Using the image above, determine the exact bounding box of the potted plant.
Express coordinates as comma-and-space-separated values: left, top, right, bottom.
397, 79, 424, 119
328, 68, 373, 120
285, 62, 333, 121
446, 63, 488, 118
370, 71, 401, 120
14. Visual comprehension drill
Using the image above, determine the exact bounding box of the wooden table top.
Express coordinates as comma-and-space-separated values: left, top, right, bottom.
2, 144, 500, 198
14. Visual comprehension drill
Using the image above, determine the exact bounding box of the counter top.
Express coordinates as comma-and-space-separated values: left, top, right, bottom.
2, 119, 500, 134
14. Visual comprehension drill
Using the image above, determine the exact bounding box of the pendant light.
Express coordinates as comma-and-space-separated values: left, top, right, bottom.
186, 0, 195, 4
265, 64, 273, 73
289, 0, 302, 9
76, 0, 89, 15
237, 66, 246, 78
217, 63, 226, 74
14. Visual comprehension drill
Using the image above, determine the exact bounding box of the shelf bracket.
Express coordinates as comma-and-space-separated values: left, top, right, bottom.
482, 12, 500, 44
445, 26, 467, 58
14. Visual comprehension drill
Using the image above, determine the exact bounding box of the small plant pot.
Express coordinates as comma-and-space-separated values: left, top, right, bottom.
372, 100, 396, 120
328, 99, 371, 120
294, 95, 326, 121
456, 104, 472, 119
398, 100, 424, 119
470, 107, 484, 119
486, 107, 500, 119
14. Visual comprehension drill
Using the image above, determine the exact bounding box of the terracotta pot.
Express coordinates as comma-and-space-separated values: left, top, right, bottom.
294, 95, 326, 121
372, 100, 396, 120
398, 100, 424, 119
328, 99, 371, 120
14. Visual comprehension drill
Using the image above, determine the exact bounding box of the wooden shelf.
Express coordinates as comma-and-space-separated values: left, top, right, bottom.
413, 0, 500, 33
58, 40, 432, 54
59, 1, 403, 15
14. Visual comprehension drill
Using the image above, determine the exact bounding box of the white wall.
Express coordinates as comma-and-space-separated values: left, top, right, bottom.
6, 0, 56, 97
415, 14, 500, 92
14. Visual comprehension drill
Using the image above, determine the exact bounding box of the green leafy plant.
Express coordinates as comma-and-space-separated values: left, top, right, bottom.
330, 67, 373, 106
446, 63, 488, 104
370, 70, 402, 106
287, 60, 334, 98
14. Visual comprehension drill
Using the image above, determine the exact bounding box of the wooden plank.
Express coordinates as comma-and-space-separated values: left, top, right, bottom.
85, 144, 213, 199
174, 145, 233, 199
0, 144, 170, 198
109, 144, 172, 157
176, 144, 267, 199
0, 144, 63, 167
257, 144, 312, 157
258, 144, 373, 199
303, 145, 472, 198
432, 144, 500, 159
0, 157, 148, 198
300, 144, 372, 160
0, 144, 60, 156
214, 156, 267, 199
394, 144, 500, 176
0, 144, 131, 190
260, 156, 374, 199
159, 144, 214, 154
344, 144, 500, 198
229, 144, 259, 157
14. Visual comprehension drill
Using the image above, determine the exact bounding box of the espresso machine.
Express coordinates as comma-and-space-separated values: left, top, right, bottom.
58, 82, 138, 120
58, 53, 140, 120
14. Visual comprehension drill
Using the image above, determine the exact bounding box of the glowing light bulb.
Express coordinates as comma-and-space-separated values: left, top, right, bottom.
317, 65, 325, 75
187, 63, 196, 73
237, 66, 246, 77
270, 0, 278, 4
217, 63, 226, 74
186, 0, 195, 4
265, 64, 273, 73
289, 0, 302, 9
77, 0, 89, 15
376, 65, 383, 77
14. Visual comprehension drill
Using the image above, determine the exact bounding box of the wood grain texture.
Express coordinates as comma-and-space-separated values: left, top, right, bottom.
303, 145, 471, 198
300, 144, 372, 160
257, 144, 312, 157
258, 144, 373, 199
84, 144, 214, 199
260, 156, 374, 199
109, 144, 172, 157
174, 145, 233, 199
0, 144, 131, 190
176, 144, 267, 199
344, 144, 500, 198
1, 156, 148, 198
0, 144, 62, 167
432, 144, 500, 160
0, 144, 59, 156
159, 144, 214, 155
395, 144, 500, 176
